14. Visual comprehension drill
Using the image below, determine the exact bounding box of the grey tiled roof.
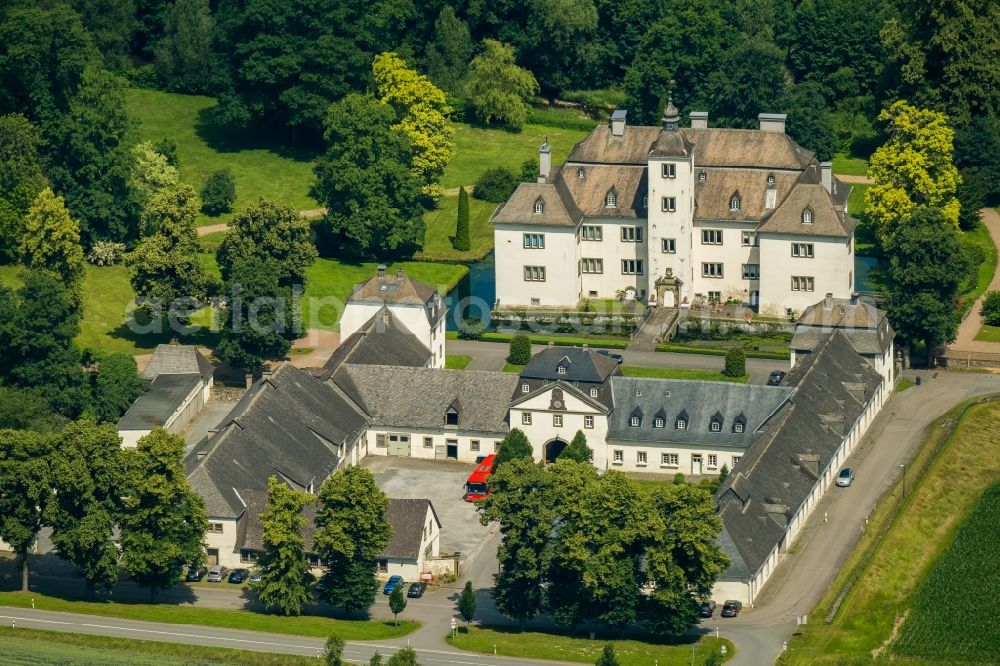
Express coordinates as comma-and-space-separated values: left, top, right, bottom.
756, 183, 856, 238
521, 347, 621, 384
117, 374, 202, 430
350, 270, 437, 306
321, 308, 430, 376
185, 363, 368, 519
492, 179, 581, 227
141, 344, 214, 381
792, 297, 894, 355
607, 378, 792, 446
715, 331, 882, 578
332, 365, 518, 434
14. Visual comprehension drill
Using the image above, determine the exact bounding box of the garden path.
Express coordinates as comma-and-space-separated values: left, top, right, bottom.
949, 207, 1000, 352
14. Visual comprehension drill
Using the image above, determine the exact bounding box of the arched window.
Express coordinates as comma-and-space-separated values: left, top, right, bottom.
533, 198, 544, 214
605, 190, 617, 208
729, 195, 741, 211
802, 208, 814, 225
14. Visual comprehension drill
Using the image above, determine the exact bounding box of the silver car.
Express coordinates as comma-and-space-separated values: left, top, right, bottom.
836, 468, 855, 487
206, 565, 229, 582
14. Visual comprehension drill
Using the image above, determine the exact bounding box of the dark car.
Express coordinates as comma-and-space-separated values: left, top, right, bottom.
721, 600, 743, 617
767, 370, 786, 386
185, 565, 207, 582
228, 568, 250, 584
598, 350, 625, 364
407, 581, 427, 598
383, 575, 404, 595
700, 600, 717, 618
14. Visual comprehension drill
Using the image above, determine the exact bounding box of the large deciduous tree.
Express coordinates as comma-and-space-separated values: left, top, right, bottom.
216, 198, 317, 288
314, 467, 391, 615
89, 352, 148, 424
250, 476, 315, 615
0, 114, 47, 263
494, 428, 534, 470
465, 40, 538, 131
0, 429, 52, 592
20, 188, 86, 299
154, 0, 215, 93
865, 101, 962, 247
423, 7, 474, 96
312, 95, 425, 259
47, 420, 125, 598
559, 430, 593, 463
129, 141, 180, 211
372, 52, 454, 199
707, 38, 786, 129
120, 429, 208, 602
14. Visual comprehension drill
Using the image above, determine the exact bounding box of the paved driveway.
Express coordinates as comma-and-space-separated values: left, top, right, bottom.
362, 456, 496, 568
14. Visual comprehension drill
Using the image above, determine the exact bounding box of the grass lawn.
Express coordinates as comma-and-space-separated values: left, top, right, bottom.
443, 121, 593, 189
0, 626, 318, 665
895, 378, 914, 392
418, 193, 498, 262
832, 153, 870, 177
0, 591, 416, 641
446, 354, 472, 370
778, 398, 1000, 665
502, 362, 525, 373
960, 222, 998, 311
476, 331, 630, 349
974, 324, 1000, 342
125, 88, 320, 228
447, 626, 732, 665
621, 365, 748, 383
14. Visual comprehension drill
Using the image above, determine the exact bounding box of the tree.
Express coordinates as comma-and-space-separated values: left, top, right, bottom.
324, 634, 345, 666
519, 158, 539, 183
74, 0, 139, 69
455, 187, 470, 251
477, 457, 553, 628
781, 82, 838, 161
0, 114, 46, 262
560, 430, 593, 463
89, 352, 147, 423
200, 169, 236, 216
886, 206, 969, 363
473, 167, 519, 204
312, 95, 425, 259
216, 259, 298, 373
494, 428, 534, 470
423, 7, 474, 96
369, 654, 384, 666
46, 420, 124, 598
129, 141, 180, 209
865, 101, 962, 247
388, 584, 407, 626
216, 198, 317, 288
718, 463, 730, 486
0, 429, 52, 592
723, 348, 746, 377
249, 476, 315, 615
707, 38, 786, 129
120, 429, 208, 602
595, 644, 620, 666
458, 580, 477, 626
982, 291, 1000, 326
372, 52, 454, 198
386, 647, 419, 666
153, 138, 180, 167
507, 334, 532, 365
314, 467, 391, 614
0, 387, 64, 432
465, 40, 538, 130
20, 188, 86, 298
154, 0, 215, 93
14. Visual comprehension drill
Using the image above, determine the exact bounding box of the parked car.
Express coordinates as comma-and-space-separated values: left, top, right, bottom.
185, 565, 207, 582
767, 370, 786, 386
700, 600, 717, 618
598, 350, 625, 364
721, 600, 743, 617
836, 467, 855, 487
206, 565, 230, 582
383, 575, 404, 594
228, 568, 250, 584
248, 568, 261, 583
407, 581, 427, 598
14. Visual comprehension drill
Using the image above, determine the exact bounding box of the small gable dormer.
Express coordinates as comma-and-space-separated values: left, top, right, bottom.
605, 187, 618, 208
629, 407, 643, 428
653, 407, 667, 429
533, 197, 544, 215
802, 207, 814, 225
556, 355, 571, 375
729, 192, 742, 212
676, 408, 689, 430
710, 411, 724, 432
445, 399, 461, 427
733, 412, 747, 434
577, 167, 585, 179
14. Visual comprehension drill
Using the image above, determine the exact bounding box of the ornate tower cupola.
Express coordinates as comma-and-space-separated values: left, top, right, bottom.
662, 94, 680, 132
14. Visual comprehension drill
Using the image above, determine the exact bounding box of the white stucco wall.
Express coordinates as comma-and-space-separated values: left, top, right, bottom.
757, 234, 854, 317
647, 156, 695, 302
363, 428, 504, 463
495, 223, 580, 307
509, 385, 609, 466
204, 518, 240, 568
340, 302, 442, 368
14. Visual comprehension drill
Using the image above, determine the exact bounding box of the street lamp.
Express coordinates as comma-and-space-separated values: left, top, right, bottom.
900, 463, 906, 498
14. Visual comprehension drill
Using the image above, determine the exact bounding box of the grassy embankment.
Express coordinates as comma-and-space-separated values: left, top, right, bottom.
778, 397, 1000, 665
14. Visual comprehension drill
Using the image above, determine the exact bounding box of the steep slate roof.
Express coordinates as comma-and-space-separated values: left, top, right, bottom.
559, 165, 648, 218
332, 365, 517, 434
694, 170, 800, 223
791, 296, 894, 356
520, 347, 621, 383
185, 363, 368, 519
715, 331, 882, 579
566, 125, 662, 165
320, 308, 430, 377
607, 378, 792, 446
349, 270, 438, 306
117, 374, 202, 430
686, 128, 815, 170
237, 494, 440, 562
756, 183, 856, 238
141, 344, 214, 381
492, 179, 581, 227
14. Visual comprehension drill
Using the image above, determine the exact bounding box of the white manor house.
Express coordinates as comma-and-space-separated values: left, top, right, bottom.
493, 101, 857, 316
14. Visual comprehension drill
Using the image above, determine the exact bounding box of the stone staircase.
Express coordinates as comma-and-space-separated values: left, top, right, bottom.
628, 307, 678, 352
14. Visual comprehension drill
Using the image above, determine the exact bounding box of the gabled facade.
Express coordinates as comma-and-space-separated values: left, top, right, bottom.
494, 103, 856, 315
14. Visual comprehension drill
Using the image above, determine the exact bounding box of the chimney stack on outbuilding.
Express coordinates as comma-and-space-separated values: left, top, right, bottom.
820, 162, 833, 193
824, 292, 834, 310
538, 138, 551, 183
689, 111, 708, 129
610, 109, 627, 137
377, 264, 387, 280
758, 113, 787, 133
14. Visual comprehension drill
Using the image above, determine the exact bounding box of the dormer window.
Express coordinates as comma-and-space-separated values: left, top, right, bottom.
734, 422, 745, 433
533, 198, 544, 215
729, 194, 741, 212
577, 167, 585, 179
557, 365, 567, 375
521, 383, 529, 393
676, 418, 687, 430
802, 208, 814, 225
711, 420, 722, 432
589, 387, 598, 398
733, 413, 747, 433
654, 417, 665, 428
635, 388, 642, 397
605, 190, 617, 208
445, 407, 459, 426
767, 173, 775, 185
630, 416, 640, 427
698, 171, 707, 182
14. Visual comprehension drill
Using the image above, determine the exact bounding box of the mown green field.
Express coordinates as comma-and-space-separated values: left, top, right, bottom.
418, 193, 498, 262
832, 153, 870, 177
891, 484, 1000, 661
620, 365, 748, 383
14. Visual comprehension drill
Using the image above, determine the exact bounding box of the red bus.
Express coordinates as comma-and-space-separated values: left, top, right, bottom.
463, 454, 496, 502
